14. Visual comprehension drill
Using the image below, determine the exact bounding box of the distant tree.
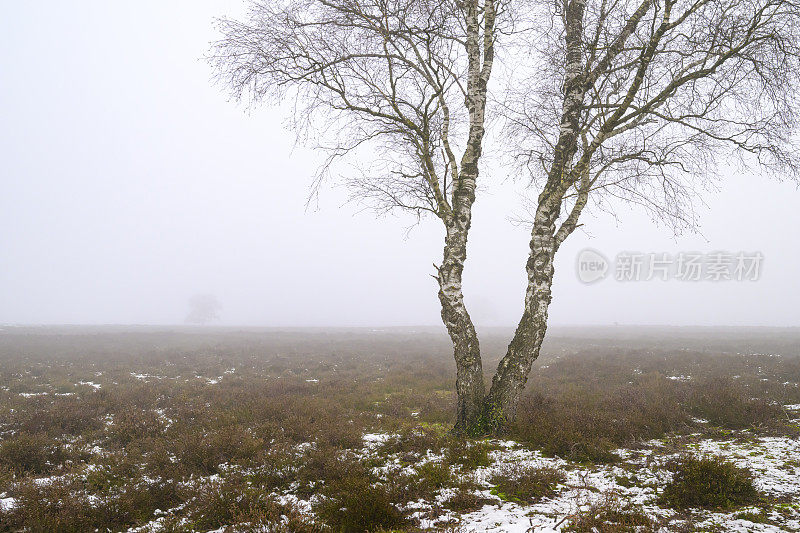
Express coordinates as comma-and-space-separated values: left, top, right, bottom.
186, 294, 222, 325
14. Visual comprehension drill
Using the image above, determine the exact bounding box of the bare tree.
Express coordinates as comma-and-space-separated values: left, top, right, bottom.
210, 0, 502, 432
484, 0, 800, 429
211, 0, 799, 435
186, 294, 222, 325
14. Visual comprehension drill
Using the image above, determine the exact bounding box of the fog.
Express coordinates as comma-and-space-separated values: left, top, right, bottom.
2, 1, 799, 328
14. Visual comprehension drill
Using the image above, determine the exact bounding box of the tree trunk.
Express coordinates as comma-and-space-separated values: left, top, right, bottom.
438, 205, 484, 435
484, 203, 559, 432
439, 0, 492, 433
481, 0, 586, 433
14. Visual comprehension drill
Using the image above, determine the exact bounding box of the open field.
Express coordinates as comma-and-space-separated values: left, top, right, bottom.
0, 326, 799, 532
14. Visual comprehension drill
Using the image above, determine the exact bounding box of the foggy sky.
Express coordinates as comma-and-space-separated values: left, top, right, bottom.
2, 1, 799, 328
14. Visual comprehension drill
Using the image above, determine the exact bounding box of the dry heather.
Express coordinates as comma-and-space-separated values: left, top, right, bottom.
0, 327, 798, 531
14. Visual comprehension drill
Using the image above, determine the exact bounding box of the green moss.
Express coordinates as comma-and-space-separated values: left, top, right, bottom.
734, 508, 771, 524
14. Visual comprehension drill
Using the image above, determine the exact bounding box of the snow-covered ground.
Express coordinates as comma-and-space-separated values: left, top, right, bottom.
437, 435, 800, 532
5, 407, 799, 531
322, 409, 800, 532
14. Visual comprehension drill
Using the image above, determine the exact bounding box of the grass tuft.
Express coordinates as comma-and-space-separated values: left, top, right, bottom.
658, 455, 761, 510
565, 494, 657, 532
489, 464, 565, 503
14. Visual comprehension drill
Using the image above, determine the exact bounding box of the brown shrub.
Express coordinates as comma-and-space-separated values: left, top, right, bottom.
0, 433, 68, 475
315, 474, 408, 532
565, 494, 657, 532
688, 377, 787, 430
658, 455, 761, 510
184, 475, 318, 531
490, 464, 565, 503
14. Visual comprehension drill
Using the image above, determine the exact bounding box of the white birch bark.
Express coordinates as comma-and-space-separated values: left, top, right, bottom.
485, 0, 588, 427
437, 0, 496, 434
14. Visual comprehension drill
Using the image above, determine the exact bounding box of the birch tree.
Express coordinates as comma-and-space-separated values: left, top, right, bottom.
210, 0, 502, 432
211, 0, 800, 435
484, 0, 800, 430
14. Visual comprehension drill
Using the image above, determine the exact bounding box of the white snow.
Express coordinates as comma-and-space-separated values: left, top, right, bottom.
362, 433, 392, 449
667, 375, 691, 382
0, 496, 16, 511
130, 373, 166, 381
341, 426, 800, 531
